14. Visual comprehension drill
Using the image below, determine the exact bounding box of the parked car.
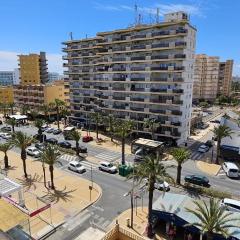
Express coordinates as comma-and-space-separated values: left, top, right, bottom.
82, 135, 93, 142
199, 123, 209, 129
45, 127, 54, 133
222, 162, 239, 178
197, 144, 209, 153
0, 132, 12, 140
220, 198, 240, 213
72, 145, 88, 153
0, 120, 2, 125
53, 129, 62, 135
35, 143, 45, 151
41, 124, 49, 131
99, 161, 117, 173
45, 138, 58, 145
1, 126, 11, 132
26, 147, 41, 157
68, 161, 86, 173
58, 141, 72, 149
184, 174, 210, 187
205, 140, 213, 147
143, 178, 170, 191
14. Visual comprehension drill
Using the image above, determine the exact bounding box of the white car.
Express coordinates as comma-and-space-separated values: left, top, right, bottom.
26, 147, 41, 158
68, 161, 86, 173
0, 132, 12, 140
220, 198, 240, 213
197, 144, 209, 153
45, 127, 54, 133
99, 161, 117, 173
222, 162, 239, 178
143, 178, 170, 191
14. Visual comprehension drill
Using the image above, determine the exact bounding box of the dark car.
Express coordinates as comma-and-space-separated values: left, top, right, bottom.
210, 120, 220, 124
0, 120, 2, 125
184, 175, 210, 187
205, 140, 213, 147
45, 138, 58, 145
58, 141, 72, 149
72, 145, 88, 153
82, 135, 93, 142
53, 129, 62, 135
35, 143, 45, 151
1, 126, 11, 132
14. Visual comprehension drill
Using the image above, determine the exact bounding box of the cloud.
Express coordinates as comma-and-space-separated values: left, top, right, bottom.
0, 51, 63, 74
93, 2, 203, 17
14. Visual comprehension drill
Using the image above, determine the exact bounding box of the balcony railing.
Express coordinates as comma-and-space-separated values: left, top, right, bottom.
174, 54, 186, 59
151, 67, 168, 71
151, 78, 168, 82
175, 41, 186, 47
152, 31, 170, 37
151, 55, 168, 60
112, 77, 125, 81
150, 88, 167, 93
131, 45, 146, 50
112, 57, 126, 62
131, 78, 145, 81
172, 89, 183, 93
172, 110, 182, 115
131, 34, 146, 39
112, 87, 125, 91
113, 105, 126, 109
112, 67, 126, 71
130, 98, 144, 102
98, 86, 108, 90
131, 88, 145, 92
176, 29, 188, 34
152, 43, 169, 48
131, 56, 145, 61
113, 96, 125, 100
131, 67, 145, 71
149, 109, 166, 114
130, 107, 144, 112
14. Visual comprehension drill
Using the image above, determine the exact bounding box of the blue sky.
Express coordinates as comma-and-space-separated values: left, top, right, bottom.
0, 0, 239, 75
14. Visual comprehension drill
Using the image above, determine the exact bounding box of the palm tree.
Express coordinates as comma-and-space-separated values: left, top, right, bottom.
171, 147, 190, 185
115, 120, 134, 165
51, 99, 65, 129
11, 131, 35, 178
105, 114, 116, 142
212, 125, 233, 164
91, 112, 103, 139
40, 104, 51, 122
0, 143, 13, 169
34, 119, 45, 143
29, 110, 38, 121
40, 144, 60, 190
69, 130, 81, 156
186, 198, 238, 240
20, 104, 29, 115
6, 118, 17, 132
8, 102, 15, 115
61, 108, 70, 126
144, 118, 160, 140
0, 103, 8, 117
132, 154, 173, 237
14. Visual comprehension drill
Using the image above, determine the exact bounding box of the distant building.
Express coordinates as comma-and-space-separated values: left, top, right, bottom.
48, 72, 61, 82
0, 71, 14, 86
0, 86, 14, 104
218, 60, 233, 97
18, 52, 48, 85
193, 54, 219, 102
13, 68, 20, 85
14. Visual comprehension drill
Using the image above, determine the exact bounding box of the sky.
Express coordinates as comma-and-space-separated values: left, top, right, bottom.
0, 0, 239, 75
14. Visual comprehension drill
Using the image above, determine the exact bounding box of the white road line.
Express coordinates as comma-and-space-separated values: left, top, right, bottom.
95, 152, 121, 161
101, 220, 111, 228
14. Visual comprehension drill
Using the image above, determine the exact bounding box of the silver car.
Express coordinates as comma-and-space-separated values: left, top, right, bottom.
26, 147, 41, 158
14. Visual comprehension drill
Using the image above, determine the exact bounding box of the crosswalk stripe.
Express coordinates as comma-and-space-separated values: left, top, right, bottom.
94, 152, 121, 162
101, 220, 111, 228
80, 161, 98, 170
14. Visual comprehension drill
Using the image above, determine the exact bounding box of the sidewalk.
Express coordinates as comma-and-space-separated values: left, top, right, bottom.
0, 150, 102, 239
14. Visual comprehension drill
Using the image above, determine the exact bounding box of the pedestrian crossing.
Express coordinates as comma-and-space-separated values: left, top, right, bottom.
190, 151, 204, 160
80, 160, 98, 170
60, 154, 79, 162
94, 152, 122, 162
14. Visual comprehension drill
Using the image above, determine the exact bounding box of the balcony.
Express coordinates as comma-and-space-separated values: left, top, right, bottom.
152, 31, 170, 37
171, 122, 181, 126
173, 77, 184, 82
172, 100, 183, 104
131, 45, 146, 50
112, 57, 126, 62
172, 89, 183, 94
175, 42, 186, 47
112, 77, 125, 81
151, 66, 168, 71
130, 107, 144, 112
174, 54, 186, 59
131, 67, 145, 71
113, 96, 125, 100
131, 88, 145, 92
81, 53, 89, 56
130, 98, 144, 102
112, 87, 125, 91
113, 105, 126, 109
174, 66, 185, 71
98, 86, 108, 90
150, 88, 167, 93
176, 29, 188, 34
131, 77, 145, 81
151, 55, 168, 60
149, 109, 166, 114
131, 56, 145, 61
172, 110, 182, 116
151, 43, 169, 48
131, 34, 146, 39
82, 68, 90, 73
151, 78, 167, 82
112, 47, 126, 52
112, 67, 126, 72
82, 85, 90, 89
112, 36, 127, 41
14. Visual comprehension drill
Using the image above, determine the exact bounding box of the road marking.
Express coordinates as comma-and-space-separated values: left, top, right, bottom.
94, 152, 121, 162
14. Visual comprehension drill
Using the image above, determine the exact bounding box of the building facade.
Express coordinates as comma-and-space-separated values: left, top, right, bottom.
63, 12, 196, 145
0, 71, 14, 86
0, 86, 14, 104
48, 72, 61, 82
13, 68, 20, 85
218, 60, 233, 97
18, 52, 48, 85
193, 54, 219, 102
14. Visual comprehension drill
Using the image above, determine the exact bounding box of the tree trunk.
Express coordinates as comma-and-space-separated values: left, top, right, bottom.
4, 153, 9, 169
176, 164, 182, 185
216, 139, 221, 165
21, 149, 28, 178
11, 107, 14, 115
76, 141, 79, 156
42, 163, 47, 188
12, 125, 15, 133
121, 137, 125, 165
56, 107, 60, 129
64, 117, 67, 126
49, 165, 55, 190
147, 179, 155, 237
38, 128, 43, 143
96, 122, 99, 139
206, 233, 214, 240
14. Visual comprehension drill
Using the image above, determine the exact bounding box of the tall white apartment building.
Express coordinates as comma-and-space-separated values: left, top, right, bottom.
63, 12, 196, 145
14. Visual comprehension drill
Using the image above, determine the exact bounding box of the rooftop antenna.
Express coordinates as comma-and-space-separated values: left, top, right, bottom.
69, 32, 73, 40
134, 4, 138, 26
156, 8, 160, 23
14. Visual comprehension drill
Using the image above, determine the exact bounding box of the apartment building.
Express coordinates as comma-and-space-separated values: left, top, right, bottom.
14, 81, 69, 109
218, 60, 233, 96
18, 52, 48, 85
0, 71, 14, 86
63, 11, 196, 145
193, 54, 219, 102
0, 86, 14, 104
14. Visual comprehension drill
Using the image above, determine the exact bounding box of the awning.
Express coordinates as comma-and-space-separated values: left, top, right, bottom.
0, 176, 22, 196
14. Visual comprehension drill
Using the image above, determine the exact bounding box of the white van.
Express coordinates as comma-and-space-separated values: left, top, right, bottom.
222, 162, 239, 178
220, 198, 240, 213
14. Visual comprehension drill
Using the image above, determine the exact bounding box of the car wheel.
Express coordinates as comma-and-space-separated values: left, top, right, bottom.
99, 167, 102, 171
68, 167, 70, 170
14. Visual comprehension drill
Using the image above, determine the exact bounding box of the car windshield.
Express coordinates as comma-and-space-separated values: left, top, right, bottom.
33, 149, 38, 152
75, 163, 81, 167
107, 163, 113, 167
